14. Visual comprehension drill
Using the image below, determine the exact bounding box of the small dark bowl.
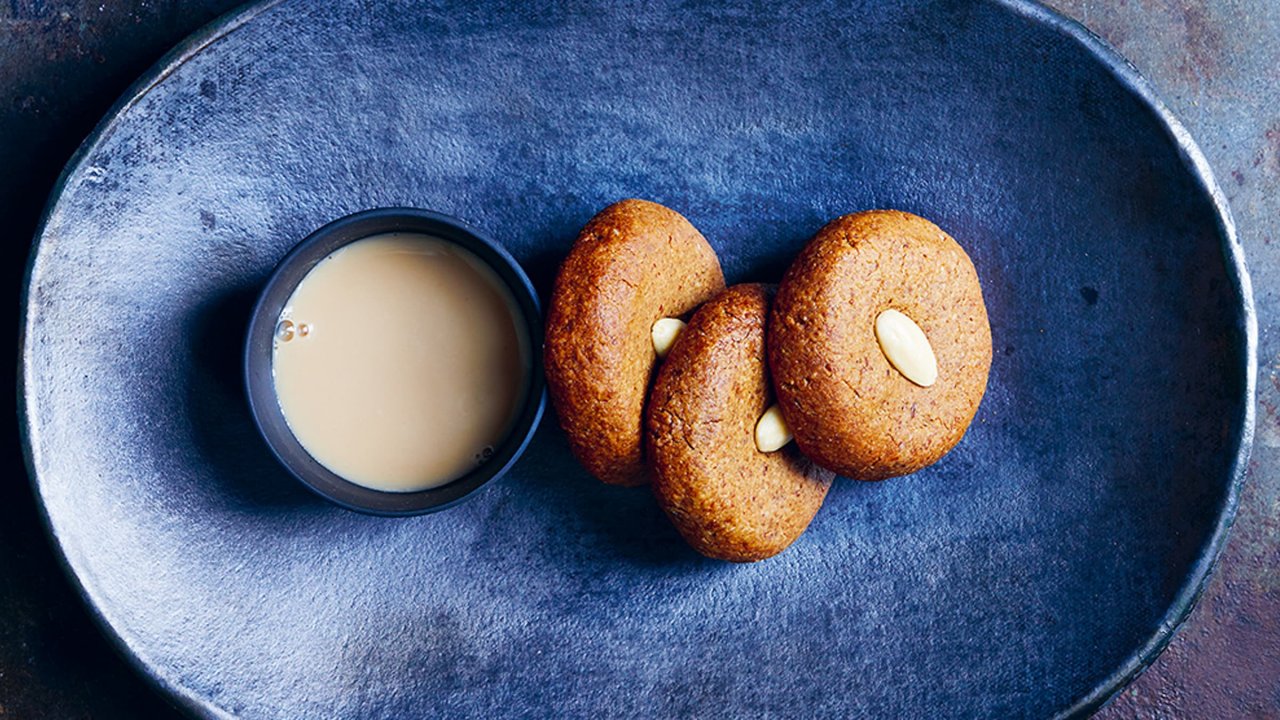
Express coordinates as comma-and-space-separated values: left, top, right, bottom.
243, 208, 546, 516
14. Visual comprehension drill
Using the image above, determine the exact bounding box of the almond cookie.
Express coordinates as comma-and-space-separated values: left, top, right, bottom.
769, 210, 991, 480
647, 284, 833, 562
544, 199, 725, 486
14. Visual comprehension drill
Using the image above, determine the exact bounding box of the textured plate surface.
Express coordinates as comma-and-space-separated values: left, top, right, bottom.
20, 1, 1254, 718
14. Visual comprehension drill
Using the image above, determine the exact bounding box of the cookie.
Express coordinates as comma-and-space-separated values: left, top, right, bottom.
769, 210, 991, 480
647, 284, 834, 562
544, 199, 725, 486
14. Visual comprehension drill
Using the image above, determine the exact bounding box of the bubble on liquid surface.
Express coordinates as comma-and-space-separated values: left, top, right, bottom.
275, 319, 295, 342
297, 323, 311, 337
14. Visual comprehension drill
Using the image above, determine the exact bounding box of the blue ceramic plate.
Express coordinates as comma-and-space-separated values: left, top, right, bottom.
20, 1, 1255, 717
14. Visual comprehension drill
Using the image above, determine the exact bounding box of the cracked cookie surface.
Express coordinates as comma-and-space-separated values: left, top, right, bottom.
769, 210, 991, 480
647, 284, 833, 562
544, 199, 725, 486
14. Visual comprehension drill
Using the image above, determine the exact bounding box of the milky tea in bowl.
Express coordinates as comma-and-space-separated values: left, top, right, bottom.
244, 209, 543, 515
272, 233, 529, 492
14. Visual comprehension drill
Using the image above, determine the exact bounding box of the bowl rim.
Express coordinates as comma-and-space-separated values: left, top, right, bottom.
242, 206, 547, 516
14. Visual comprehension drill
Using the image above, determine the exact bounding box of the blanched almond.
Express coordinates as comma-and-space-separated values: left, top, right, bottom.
651, 317, 687, 359
875, 309, 938, 387
754, 404, 794, 453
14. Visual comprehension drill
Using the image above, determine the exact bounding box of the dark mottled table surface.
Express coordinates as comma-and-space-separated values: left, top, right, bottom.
0, 1, 1275, 717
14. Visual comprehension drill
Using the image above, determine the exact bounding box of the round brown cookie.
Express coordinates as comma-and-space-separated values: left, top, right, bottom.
646, 284, 834, 562
544, 199, 725, 486
769, 210, 991, 480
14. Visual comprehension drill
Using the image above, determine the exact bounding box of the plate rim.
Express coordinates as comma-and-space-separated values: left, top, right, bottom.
995, 1, 1258, 716
19, 5, 289, 718
17, 1, 1258, 717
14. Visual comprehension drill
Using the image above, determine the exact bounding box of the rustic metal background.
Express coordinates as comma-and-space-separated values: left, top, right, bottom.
0, 1, 1275, 717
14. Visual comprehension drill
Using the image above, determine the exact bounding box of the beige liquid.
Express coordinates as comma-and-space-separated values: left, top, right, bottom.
272, 233, 529, 492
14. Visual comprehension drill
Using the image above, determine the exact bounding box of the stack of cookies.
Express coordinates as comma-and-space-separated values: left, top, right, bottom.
544, 200, 992, 562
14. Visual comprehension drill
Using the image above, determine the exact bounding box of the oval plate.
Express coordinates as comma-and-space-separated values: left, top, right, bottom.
20, 1, 1255, 717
